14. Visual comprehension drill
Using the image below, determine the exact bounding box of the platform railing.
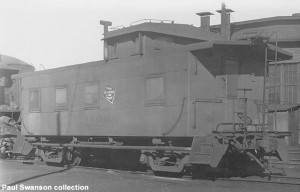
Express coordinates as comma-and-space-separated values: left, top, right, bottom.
207, 97, 269, 133
130, 19, 174, 26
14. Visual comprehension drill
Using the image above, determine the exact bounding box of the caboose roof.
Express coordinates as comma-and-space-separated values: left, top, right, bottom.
12, 40, 292, 79
178, 40, 293, 60
103, 22, 222, 41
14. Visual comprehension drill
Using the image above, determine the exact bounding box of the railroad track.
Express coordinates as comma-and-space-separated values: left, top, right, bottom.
3, 159, 300, 186
75, 165, 300, 186
217, 175, 300, 186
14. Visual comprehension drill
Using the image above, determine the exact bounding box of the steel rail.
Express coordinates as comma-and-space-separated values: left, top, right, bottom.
74, 165, 300, 186
217, 176, 300, 186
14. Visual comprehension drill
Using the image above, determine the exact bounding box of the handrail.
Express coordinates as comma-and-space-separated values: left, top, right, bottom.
215, 122, 262, 132
130, 19, 174, 26
110, 25, 125, 30
162, 98, 186, 136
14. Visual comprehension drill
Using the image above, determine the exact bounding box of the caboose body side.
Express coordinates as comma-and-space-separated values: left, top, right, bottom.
14, 42, 275, 138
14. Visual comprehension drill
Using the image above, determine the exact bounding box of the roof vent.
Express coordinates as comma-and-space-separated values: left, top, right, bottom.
216, 3, 234, 40
196, 12, 214, 32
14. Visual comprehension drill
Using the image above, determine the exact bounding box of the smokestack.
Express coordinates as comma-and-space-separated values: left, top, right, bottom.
100, 20, 112, 61
216, 3, 234, 40
100, 20, 112, 35
196, 12, 214, 32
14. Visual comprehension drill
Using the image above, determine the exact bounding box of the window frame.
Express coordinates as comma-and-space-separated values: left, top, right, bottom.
268, 86, 281, 104
131, 33, 143, 56
84, 83, 99, 109
108, 40, 119, 60
268, 63, 298, 104
145, 74, 166, 107
28, 88, 41, 112
283, 85, 297, 104
55, 86, 68, 111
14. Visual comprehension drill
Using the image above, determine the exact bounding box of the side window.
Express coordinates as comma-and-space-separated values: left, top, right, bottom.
55, 87, 67, 110
131, 33, 142, 56
108, 41, 118, 60
29, 89, 41, 111
85, 84, 99, 108
145, 75, 165, 106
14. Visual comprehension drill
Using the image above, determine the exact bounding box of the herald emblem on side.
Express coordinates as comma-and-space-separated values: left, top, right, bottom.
104, 85, 115, 104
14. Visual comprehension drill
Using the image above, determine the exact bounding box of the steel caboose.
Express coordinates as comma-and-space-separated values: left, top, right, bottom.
11, 16, 293, 177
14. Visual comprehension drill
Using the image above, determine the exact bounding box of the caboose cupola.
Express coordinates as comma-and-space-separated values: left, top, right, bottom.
100, 19, 222, 61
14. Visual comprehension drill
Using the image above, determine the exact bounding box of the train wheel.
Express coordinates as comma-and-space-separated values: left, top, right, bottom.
64, 148, 82, 167
38, 147, 63, 166
146, 154, 186, 178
